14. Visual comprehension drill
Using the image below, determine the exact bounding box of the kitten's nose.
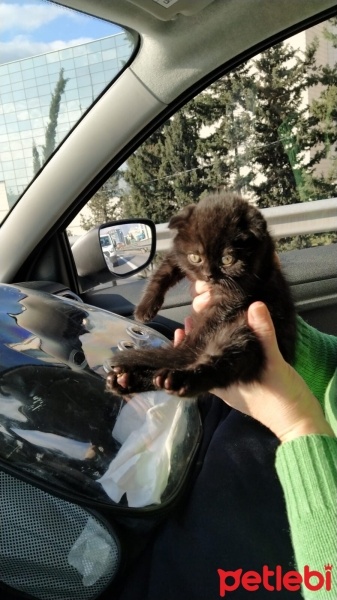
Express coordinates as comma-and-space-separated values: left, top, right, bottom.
205, 274, 214, 282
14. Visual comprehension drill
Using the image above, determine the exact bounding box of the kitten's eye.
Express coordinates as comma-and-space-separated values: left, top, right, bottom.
221, 254, 234, 266
188, 253, 202, 264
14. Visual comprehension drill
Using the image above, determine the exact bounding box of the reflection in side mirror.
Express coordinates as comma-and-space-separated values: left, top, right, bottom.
99, 220, 156, 278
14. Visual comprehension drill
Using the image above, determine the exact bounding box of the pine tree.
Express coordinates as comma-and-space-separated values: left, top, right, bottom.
192, 64, 255, 194
158, 104, 207, 210
80, 171, 122, 230
249, 41, 321, 207
122, 108, 207, 223
121, 125, 174, 222
303, 18, 337, 198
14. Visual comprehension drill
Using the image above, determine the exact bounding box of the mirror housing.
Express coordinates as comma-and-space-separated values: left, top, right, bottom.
72, 219, 156, 280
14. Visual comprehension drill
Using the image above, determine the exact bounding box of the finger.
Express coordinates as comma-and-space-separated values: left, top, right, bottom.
192, 290, 211, 313
174, 328, 185, 346
184, 316, 194, 334
194, 280, 211, 295
247, 302, 281, 362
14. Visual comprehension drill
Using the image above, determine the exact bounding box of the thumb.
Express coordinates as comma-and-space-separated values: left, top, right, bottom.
247, 302, 281, 363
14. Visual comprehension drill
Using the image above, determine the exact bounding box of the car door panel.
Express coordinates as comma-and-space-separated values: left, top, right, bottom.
81, 244, 337, 338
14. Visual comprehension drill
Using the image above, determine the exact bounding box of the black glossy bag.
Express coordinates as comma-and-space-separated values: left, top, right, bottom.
0, 284, 201, 600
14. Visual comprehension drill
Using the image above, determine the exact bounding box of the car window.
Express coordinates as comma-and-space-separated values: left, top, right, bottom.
70, 16, 337, 291
0, 0, 136, 223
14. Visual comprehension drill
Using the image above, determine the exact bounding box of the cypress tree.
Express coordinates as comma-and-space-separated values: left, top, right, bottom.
32, 68, 68, 173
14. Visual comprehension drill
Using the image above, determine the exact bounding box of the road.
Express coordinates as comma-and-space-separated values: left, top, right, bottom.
109, 244, 151, 275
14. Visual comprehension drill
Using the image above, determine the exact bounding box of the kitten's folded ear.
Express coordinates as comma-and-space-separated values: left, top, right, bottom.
247, 207, 268, 239
168, 204, 196, 230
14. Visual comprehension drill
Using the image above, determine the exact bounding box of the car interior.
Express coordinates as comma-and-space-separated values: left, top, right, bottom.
0, 1, 336, 598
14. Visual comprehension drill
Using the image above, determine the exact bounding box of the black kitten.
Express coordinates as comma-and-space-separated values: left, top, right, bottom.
106, 192, 296, 397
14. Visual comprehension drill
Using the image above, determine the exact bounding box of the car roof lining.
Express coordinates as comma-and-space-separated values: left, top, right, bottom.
53, 0, 337, 104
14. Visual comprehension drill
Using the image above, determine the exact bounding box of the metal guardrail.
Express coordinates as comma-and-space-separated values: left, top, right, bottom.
155, 198, 337, 251
261, 198, 337, 239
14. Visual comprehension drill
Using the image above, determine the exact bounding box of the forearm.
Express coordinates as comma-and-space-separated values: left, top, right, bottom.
276, 435, 337, 599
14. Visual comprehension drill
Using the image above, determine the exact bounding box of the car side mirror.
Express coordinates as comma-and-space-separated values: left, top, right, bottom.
72, 219, 156, 279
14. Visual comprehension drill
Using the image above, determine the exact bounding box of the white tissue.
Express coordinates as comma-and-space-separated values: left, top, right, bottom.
97, 391, 187, 508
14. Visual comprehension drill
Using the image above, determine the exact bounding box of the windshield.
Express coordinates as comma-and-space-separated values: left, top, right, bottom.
100, 236, 111, 247
0, 0, 136, 224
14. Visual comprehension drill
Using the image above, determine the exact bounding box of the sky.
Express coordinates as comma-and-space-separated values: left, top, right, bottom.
0, 0, 122, 64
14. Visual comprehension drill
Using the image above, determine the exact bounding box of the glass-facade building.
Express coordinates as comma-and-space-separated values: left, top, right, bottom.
0, 33, 133, 208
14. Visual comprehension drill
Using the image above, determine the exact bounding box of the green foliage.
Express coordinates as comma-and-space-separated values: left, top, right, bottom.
122, 109, 208, 221
249, 40, 323, 207
121, 124, 173, 221
277, 232, 337, 252
80, 171, 122, 230
192, 63, 256, 193
158, 105, 207, 209
324, 17, 337, 48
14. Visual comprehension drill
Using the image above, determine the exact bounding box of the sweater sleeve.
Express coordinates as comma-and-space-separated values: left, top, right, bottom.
275, 318, 337, 599
276, 434, 337, 599
292, 316, 337, 406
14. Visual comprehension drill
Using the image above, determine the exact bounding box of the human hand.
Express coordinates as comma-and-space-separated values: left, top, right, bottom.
175, 282, 335, 443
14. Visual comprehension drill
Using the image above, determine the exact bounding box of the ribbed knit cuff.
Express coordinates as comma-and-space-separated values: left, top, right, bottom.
275, 435, 337, 521
294, 318, 337, 405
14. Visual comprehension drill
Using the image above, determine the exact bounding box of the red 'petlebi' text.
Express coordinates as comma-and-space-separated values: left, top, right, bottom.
217, 564, 333, 596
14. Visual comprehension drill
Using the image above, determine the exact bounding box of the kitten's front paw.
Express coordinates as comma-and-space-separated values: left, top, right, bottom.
106, 363, 158, 394
134, 304, 155, 323
105, 367, 129, 395
106, 367, 132, 395
134, 295, 163, 322
154, 368, 194, 397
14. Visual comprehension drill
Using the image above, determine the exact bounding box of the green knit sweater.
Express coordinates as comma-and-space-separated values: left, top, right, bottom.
275, 316, 337, 599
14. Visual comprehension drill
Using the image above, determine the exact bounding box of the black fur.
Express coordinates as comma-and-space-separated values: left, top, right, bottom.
106, 192, 296, 397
